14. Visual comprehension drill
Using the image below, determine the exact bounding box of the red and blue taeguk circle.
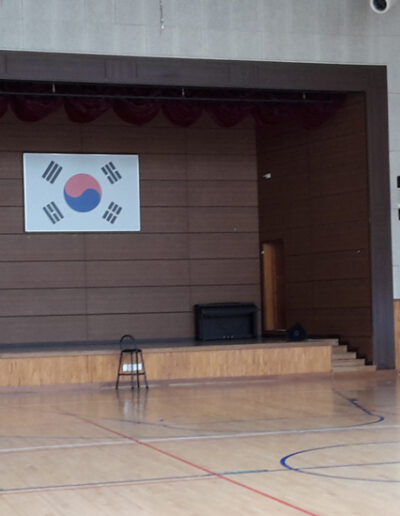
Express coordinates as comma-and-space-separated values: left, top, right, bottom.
63, 174, 102, 212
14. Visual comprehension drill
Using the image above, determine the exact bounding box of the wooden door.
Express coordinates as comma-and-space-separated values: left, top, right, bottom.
262, 241, 286, 332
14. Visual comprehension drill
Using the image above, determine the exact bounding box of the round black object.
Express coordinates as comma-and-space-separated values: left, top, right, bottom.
373, 0, 388, 11
288, 323, 307, 342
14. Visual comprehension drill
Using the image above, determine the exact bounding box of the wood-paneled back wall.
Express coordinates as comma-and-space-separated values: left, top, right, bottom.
0, 110, 260, 346
257, 94, 372, 362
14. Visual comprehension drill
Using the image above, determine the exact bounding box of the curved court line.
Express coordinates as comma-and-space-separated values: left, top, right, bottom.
101, 387, 385, 439
332, 388, 385, 421
280, 440, 400, 483
63, 411, 319, 516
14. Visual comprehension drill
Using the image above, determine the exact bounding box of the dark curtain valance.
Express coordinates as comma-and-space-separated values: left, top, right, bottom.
0, 87, 343, 128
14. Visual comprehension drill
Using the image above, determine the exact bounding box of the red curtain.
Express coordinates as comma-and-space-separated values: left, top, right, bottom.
64, 97, 111, 123
113, 99, 160, 125
208, 102, 251, 127
10, 96, 61, 122
0, 95, 341, 129
162, 102, 202, 127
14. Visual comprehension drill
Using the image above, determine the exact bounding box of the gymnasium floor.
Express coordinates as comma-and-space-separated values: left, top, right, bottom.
0, 372, 399, 515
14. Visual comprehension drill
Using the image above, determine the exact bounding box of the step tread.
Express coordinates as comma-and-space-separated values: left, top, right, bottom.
332, 357, 365, 365
332, 345, 349, 354
333, 364, 377, 372
332, 352, 357, 360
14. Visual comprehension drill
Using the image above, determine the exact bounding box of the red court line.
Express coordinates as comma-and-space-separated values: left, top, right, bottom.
66, 412, 319, 516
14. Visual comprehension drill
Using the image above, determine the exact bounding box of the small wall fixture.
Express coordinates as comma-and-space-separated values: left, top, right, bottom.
370, 0, 398, 13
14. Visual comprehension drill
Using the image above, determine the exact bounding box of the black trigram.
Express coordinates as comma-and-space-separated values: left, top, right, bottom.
43, 202, 64, 224
102, 202, 122, 224
42, 161, 62, 184
101, 161, 122, 184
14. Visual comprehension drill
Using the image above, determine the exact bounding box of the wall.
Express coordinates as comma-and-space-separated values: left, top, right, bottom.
0, 0, 398, 297
0, 0, 398, 364
257, 95, 372, 361
0, 108, 260, 345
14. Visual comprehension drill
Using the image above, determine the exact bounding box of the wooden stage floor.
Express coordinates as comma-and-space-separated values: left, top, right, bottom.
0, 338, 336, 388
0, 372, 398, 515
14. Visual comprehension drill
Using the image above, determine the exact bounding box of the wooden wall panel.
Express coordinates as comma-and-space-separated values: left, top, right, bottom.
188, 207, 258, 232
0, 207, 23, 233
0, 152, 22, 178
0, 112, 258, 348
139, 154, 187, 180
190, 259, 260, 285
311, 221, 369, 253
186, 128, 256, 155
287, 280, 372, 310
190, 285, 261, 306
309, 165, 367, 196
258, 174, 309, 202
85, 260, 190, 287
84, 234, 188, 260
286, 283, 314, 309
140, 207, 188, 233
86, 286, 190, 314
0, 289, 86, 316
0, 179, 22, 205
0, 262, 86, 288
189, 233, 259, 259
312, 280, 371, 308
313, 307, 372, 336
0, 115, 82, 152
284, 227, 312, 256
188, 181, 257, 207
259, 201, 310, 231
0, 234, 85, 261
86, 313, 193, 341
311, 191, 368, 226
187, 154, 257, 181
257, 94, 373, 362
81, 125, 186, 154
312, 250, 370, 280
140, 181, 188, 206
0, 316, 87, 343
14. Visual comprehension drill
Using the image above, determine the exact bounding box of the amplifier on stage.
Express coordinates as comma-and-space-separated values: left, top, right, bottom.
194, 302, 258, 342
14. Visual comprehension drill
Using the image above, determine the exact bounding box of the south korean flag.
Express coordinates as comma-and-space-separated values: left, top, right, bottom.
23, 153, 140, 232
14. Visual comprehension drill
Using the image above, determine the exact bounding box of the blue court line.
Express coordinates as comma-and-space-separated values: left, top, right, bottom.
0, 468, 271, 494
278, 391, 397, 483
280, 440, 400, 483
332, 389, 384, 421
102, 387, 386, 438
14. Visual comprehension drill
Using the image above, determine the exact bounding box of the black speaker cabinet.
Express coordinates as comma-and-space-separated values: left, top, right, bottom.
194, 303, 257, 341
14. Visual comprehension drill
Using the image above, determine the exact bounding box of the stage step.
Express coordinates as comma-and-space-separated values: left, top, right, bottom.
331, 344, 376, 373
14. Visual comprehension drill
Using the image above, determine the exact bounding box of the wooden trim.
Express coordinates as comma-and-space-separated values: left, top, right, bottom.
0, 340, 334, 387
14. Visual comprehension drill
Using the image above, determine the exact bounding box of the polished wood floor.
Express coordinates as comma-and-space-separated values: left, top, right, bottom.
0, 372, 399, 515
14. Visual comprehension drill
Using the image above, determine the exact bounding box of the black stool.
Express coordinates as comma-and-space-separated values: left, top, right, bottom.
115, 334, 149, 390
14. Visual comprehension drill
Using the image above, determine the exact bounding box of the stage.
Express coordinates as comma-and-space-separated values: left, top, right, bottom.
0, 338, 337, 388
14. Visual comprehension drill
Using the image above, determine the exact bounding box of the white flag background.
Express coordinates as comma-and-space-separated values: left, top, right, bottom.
23, 153, 140, 232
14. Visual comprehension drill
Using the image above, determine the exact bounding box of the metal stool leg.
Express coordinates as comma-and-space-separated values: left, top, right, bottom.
139, 350, 149, 389
115, 350, 124, 389
130, 351, 135, 390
